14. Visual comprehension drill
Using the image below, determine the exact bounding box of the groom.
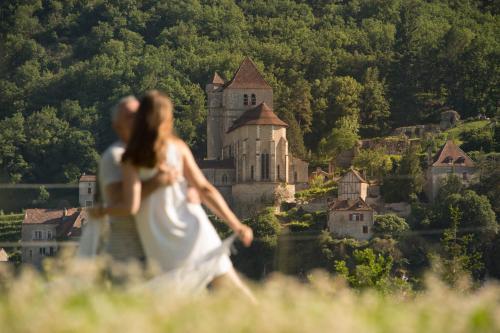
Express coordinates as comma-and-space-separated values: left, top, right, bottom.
98, 96, 178, 262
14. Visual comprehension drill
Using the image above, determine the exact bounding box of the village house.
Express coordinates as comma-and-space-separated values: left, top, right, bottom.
21, 208, 86, 268
426, 140, 478, 202
200, 57, 309, 216
328, 169, 375, 240
79, 174, 96, 207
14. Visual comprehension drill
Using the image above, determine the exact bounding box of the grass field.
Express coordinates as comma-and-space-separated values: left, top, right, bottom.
445, 120, 491, 144
0, 263, 498, 333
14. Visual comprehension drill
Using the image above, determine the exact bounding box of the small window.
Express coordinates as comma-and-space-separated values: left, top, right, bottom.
39, 248, 46, 255
87, 187, 92, 194
243, 94, 248, 105
251, 166, 254, 180
360, 214, 364, 221
222, 174, 228, 184
29, 250, 33, 258
294, 172, 298, 183
363, 226, 369, 234
251, 94, 256, 105
463, 172, 468, 180
277, 165, 280, 180
85, 200, 93, 207
443, 156, 453, 164
33, 231, 43, 240
49, 247, 54, 256
456, 156, 465, 164
47, 231, 52, 240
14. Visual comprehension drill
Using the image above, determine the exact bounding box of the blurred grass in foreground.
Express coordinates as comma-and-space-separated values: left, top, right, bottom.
0, 258, 498, 333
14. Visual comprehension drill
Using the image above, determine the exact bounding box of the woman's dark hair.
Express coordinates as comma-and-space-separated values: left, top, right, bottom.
122, 90, 174, 168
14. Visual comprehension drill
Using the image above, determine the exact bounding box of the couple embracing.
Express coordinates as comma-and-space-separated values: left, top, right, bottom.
90, 91, 255, 301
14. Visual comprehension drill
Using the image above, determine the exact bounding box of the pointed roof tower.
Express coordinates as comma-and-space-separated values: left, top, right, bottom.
225, 57, 272, 89
211, 72, 225, 85
227, 102, 287, 133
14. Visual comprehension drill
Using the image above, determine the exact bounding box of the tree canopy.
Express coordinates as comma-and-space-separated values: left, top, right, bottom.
0, 0, 498, 183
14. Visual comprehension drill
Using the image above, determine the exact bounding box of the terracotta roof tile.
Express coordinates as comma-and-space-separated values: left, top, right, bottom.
211, 72, 225, 85
224, 57, 272, 89
79, 174, 96, 182
432, 140, 475, 167
23, 208, 87, 239
227, 102, 288, 133
329, 197, 373, 211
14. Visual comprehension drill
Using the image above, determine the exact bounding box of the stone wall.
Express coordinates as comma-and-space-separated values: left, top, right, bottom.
21, 224, 58, 267
327, 210, 374, 241
425, 165, 478, 202
289, 156, 309, 185
78, 180, 96, 207
232, 183, 295, 218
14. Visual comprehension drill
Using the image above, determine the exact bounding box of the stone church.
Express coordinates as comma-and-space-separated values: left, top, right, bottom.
199, 57, 309, 216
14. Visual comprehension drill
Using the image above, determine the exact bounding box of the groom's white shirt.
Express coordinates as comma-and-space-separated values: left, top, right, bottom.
99, 141, 145, 261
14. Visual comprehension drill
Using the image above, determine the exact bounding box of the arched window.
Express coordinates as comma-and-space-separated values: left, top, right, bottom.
261, 153, 270, 180
251, 94, 256, 105
243, 94, 248, 105
277, 165, 280, 180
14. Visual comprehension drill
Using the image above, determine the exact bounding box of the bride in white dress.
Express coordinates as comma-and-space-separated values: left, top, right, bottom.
94, 90, 255, 301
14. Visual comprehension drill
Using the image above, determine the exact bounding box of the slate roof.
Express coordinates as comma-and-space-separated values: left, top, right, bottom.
329, 197, 373, 212
432, 140, 475, 167
227, 102, 288, 133
224, 57, 272, 89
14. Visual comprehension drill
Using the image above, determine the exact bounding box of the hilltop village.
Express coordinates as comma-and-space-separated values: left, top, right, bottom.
0, 58, 498, 286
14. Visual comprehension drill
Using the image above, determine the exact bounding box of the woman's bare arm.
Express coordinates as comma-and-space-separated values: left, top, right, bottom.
177, 139, 253, 246
93, 162, 142, 217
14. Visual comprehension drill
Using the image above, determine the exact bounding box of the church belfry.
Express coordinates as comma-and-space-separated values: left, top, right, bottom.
200, 57, 309, 217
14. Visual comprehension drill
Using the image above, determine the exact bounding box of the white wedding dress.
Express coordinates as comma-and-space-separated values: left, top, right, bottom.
134, 142, 233, 293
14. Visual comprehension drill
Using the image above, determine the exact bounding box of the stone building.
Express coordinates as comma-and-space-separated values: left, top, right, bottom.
440, 110, 460, 130
21, 208, 86, 268
425, 140, 478, 202
200, 57, 308, 216
79, 174, 96, 207
328, 169, 375, 240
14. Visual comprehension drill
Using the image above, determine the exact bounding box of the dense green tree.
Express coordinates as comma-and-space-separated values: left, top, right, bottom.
360, 67, 390, 137
0, 0, 497, 186
373, 214, 410, 239
352, 147, 392, 179
335, 248, 409, 292
435, 206, 484, 285
0, 113, 27, 183
382, 147, 424, 202
460, 127, 494, 153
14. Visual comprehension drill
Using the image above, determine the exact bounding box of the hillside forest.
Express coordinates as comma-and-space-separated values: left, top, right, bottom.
0, 0, 498, 184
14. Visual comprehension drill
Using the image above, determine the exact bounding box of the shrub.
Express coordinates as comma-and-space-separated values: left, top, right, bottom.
373, 214, 409, 238
288, 221, 311, 232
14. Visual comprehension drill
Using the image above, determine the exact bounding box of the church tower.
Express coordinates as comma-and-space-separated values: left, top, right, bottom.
201, 57, 309, 217
205, 57, 273, 160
